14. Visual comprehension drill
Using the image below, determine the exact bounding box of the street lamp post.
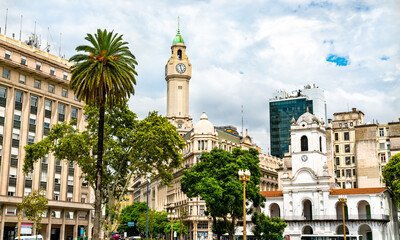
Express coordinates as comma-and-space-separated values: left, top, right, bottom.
338, 195, 347, 240
238, 169, 251, 240
168, 210, 177, 240
17, 209, 23, 240
146, 173, 151, 240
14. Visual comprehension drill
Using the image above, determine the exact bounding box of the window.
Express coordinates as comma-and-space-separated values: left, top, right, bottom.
339, 123, 342, 128
352, 156, 355, 163
31, 96, 38, 107
386, 128, 389, 137
63, 72, 68, 80
379, 128, 384, 137
335, 157, 340, 165
15, 91, 23, 103
353, 182, 357, 188
335, 133, 338, 141
336, 170, 340, 178
387, 140, 390, 150
345, 144, 350, 153
21, 56, 26, 65
58, 103, 65, 121
62, 88, 68, 97
0, 86, 6, 98
319, 136, 322, 152
5, 50, 11, 59
379, 143, 385, 150
2, 68, 10, 79
19, 74, 26, 84
71, 107, 78, 121
381, 154, 386, 163
45, 100, 52, 111
177, 49, 182, 59
81, 194, 87, 203
346, 169, 351, 177
50, 67, 55, 75
28, 134, 35, 143
178, 86, 182, 89
48, 84, 54, 93
344, 132, 349, 140
301, 136, 308, 151
335, 145, 339, 153
353, 169, 356, 176
36, 61, 42, 70
345, 157, 351, 165
34, 80, 41, 89
199, 205, 205, 216
29, 118, 36, 125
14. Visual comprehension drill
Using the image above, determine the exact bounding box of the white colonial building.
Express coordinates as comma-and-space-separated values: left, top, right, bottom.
261, 111, 399, 240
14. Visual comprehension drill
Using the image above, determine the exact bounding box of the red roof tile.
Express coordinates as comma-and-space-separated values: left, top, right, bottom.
330, 187, 387, 195
260, 191, 283, 197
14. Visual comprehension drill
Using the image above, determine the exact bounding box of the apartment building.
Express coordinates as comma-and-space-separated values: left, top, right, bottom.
326, 108, 400, 189
0, 34, 93, 240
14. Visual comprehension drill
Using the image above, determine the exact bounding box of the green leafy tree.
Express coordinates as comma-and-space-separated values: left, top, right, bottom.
118, 202, 148, 236
383, 153, 400, 202
69, 29, 138, 239
24, 104, 184, 239
17, 190, 48, 240
181, 148, 265, 240
164, 221, 187, 239
137, 210, 169, 239
251, 212, 287, 240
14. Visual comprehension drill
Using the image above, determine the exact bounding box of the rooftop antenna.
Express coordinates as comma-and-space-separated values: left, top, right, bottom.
59, 32, 62, 57
4, 8, 8, 36
241, 105, 244, 136
19, 15, 23, 41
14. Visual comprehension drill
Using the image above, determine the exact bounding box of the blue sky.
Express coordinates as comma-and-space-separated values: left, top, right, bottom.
1, 0, 399, 152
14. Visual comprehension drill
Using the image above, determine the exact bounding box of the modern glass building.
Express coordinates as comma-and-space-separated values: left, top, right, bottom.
270, 97, 313, 158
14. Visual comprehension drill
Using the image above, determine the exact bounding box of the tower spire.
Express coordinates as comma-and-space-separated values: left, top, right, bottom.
178, 16, 180, 34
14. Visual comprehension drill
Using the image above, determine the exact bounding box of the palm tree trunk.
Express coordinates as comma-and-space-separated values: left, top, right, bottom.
93, 105, 105, 239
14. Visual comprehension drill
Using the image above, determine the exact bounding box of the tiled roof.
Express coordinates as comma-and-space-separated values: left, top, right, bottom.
260, 191, 283, 197
329, 187, 387, 195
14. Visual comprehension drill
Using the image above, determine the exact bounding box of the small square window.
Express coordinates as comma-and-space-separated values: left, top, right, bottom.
19, 74, 26, 84
345, 144, 350, 153
34, 80, 41, 89
62, 88, 68, 97
2, 68, 10, 79
21, 56, 27, 65
50, 67, 55, 75
36, 62, 42, 70
5, 50, 11, 59
48, 84, 54, 93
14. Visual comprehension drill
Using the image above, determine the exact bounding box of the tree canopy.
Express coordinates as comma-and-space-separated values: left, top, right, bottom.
181, 148, 265, 240
24, 103, 184, 239
383, 153, 400, 202
251, 212, 287, 240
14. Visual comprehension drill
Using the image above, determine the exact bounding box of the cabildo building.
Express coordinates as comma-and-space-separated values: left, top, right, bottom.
261, 111, 399, 240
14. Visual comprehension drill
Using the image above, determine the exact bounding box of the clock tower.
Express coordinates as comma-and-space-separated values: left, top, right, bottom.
165, 24, 193, 136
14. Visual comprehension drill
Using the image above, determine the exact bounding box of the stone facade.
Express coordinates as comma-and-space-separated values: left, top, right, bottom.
0, 34, 93, 240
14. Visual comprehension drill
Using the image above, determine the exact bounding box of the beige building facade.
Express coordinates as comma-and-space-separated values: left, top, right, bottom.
326, 108, 400, 189
0, 34, 93, 240
131, 29, 282, 240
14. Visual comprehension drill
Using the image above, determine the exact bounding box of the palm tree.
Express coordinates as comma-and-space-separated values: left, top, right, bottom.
69, 29, 137, 239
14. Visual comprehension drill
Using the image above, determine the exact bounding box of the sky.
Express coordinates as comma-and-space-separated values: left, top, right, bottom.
1, 0, 399, 153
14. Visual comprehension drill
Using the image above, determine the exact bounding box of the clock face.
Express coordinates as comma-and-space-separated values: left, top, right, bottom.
301, 155, 308, 162
176, 63, 186, 73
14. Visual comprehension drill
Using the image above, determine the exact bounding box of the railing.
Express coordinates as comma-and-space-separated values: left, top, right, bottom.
283, 214, 390, 221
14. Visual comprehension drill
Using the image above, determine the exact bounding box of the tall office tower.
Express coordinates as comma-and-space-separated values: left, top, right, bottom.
0, 34, 93, 240
269, 84, 326, 158
326, 108, 400, 189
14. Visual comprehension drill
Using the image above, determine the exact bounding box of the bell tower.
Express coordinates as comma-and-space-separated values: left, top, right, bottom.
165, 20, 193, 136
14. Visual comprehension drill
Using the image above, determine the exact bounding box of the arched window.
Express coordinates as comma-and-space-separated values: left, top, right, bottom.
302, 226, 313, 234
303, 200, 312, 220
358, 201, 371, 220
301, 136, 308, 151
270, 203, 280, 218
177, 49, 182, 59
336, 202, 348, 220
319, 136, 322, 152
